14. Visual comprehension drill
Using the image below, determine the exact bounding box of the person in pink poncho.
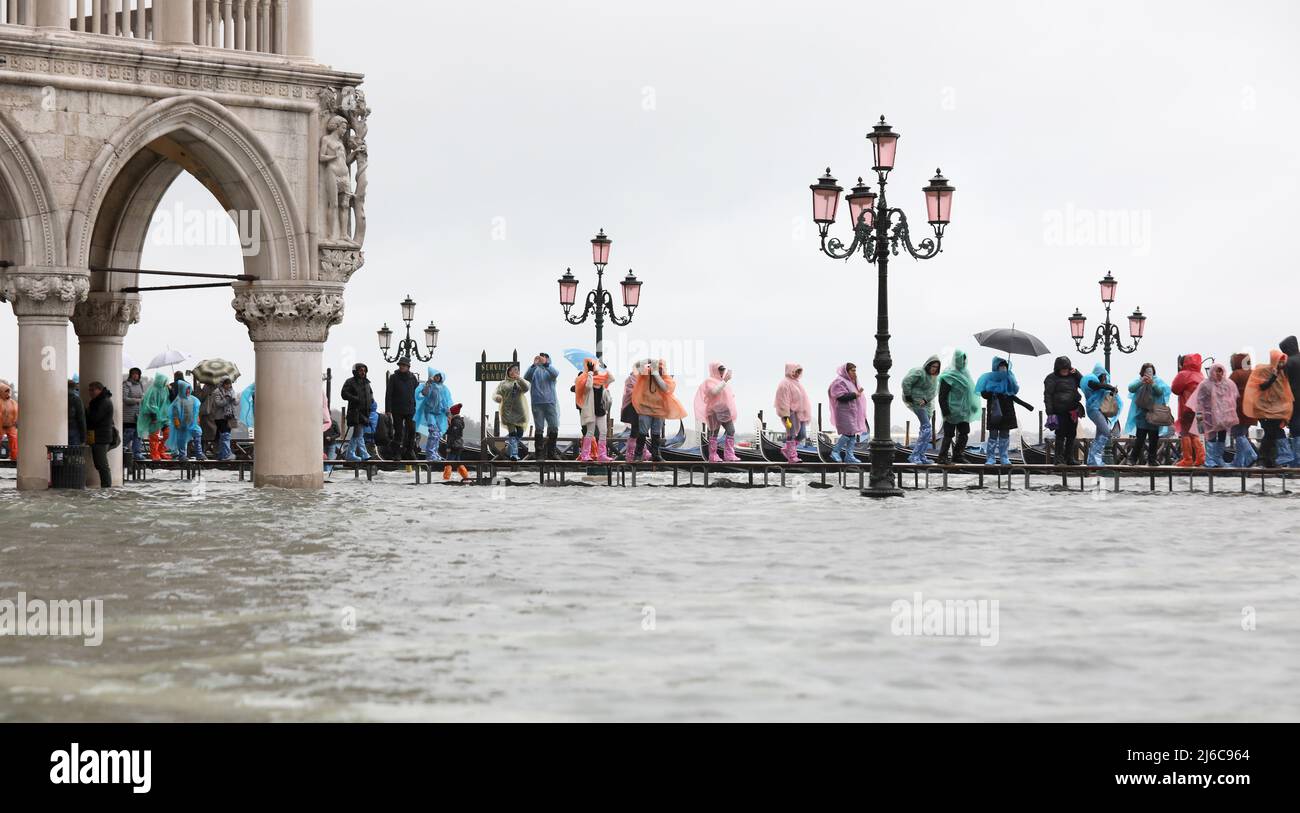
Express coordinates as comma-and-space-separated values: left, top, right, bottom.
1194, 361, 1241, 469
827, 362, 868, 464
695, 361, 740, 463
774, 363, 813, 463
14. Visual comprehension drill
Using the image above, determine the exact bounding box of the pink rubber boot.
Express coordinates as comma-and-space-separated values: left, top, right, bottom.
577, 436, 595, 462
708, 437, 721, 463
596, 439, 614, 463
782, 440, 800, 463
723, 436, 741, 462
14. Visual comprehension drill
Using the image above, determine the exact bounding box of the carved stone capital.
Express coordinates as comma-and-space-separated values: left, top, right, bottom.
318, 244, 365, 283
1, 268, 90, 319
71, 292, 143, 338
232, 282, 345, 343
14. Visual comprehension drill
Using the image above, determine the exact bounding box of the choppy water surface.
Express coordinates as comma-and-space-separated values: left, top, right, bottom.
1, 469, 1297, 722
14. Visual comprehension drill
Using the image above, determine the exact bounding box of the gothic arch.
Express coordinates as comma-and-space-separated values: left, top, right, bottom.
67, 94, 308, 291
0, 107, 64, 268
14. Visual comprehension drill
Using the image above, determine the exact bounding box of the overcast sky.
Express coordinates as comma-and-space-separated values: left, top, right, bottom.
4, 0, 1298, 434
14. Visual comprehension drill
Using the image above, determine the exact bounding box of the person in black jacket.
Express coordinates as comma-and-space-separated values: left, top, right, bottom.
67, 380, 87, 446
340, 363, 373, 461
84, 381, 115, 489
1043, 356, 1083, 465
385, 357, 419, 459
1280, 336, 1300, 466
442, 403, 470, 482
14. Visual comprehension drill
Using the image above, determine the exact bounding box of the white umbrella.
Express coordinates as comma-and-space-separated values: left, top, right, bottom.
146, 348, 191, 371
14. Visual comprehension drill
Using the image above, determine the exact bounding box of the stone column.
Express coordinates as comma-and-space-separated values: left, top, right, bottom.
71, 293, 141, 487
286, 0, 312, 57
34, 0, 68, 27
233, 282, 343, 489
1, 269, 90, 491
154, 0, 194, 44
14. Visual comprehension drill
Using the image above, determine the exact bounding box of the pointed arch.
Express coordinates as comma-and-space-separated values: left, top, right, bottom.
0, 107, 64, 268
67, 95, 308, 290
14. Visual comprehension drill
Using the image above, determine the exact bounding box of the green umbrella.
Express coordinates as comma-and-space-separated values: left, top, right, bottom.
192, 358, 242, 385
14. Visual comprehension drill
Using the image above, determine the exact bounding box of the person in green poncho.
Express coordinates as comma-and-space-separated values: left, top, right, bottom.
936, 349, 981, 465
902, 355, 942, 464
136, 372, 173, 460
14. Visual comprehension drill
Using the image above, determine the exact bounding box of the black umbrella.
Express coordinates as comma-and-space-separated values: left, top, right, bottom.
973, 327, 1051, 358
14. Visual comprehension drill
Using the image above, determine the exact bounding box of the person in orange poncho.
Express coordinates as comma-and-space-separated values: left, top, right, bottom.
631, 358, 687, 462
1243, 349, 1294, 468
0, 381, 17, 462
574, 357, 613, 462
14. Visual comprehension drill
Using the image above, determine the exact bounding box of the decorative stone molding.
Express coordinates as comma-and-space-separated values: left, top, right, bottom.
318, 245, 365, 283
1, 270, 90, 319
71, 293, 143, 338
233, 284, 345, 343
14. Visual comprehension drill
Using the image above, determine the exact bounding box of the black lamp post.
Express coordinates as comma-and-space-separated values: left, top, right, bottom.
377, 295, 439, 363
809, 116, 954, 498
1067, 271, 1146, 373
558, 229, 643, 360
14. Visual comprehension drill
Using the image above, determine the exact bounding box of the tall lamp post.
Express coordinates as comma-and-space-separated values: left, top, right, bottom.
1067, 271, 1146, 374
377, 295, 440, 363
809, 116, 955, 498
557, 229, 643, 360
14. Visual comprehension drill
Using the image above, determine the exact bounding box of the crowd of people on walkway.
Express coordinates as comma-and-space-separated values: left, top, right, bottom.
2, 335, 1296, 477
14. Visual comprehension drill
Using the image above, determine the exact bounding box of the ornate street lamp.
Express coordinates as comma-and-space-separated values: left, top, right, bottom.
809, 115, 954, 498
377, 294, 438, 363
1066, 271, 1146, 373
558, 229, 642, 360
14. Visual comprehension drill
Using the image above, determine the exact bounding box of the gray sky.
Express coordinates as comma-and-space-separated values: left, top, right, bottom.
4, 0, 1299, 434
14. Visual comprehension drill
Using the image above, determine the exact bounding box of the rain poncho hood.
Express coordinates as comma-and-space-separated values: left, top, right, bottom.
827, 363, 867, 436
1081, 362, 1121, 412
901, 355, 941, 409
1243, 350, 1294, 422
1171, 353, 1205, 415
239, 382, 256, 428
632, 360, 687, 420
1195, 363, 1240, 434
1123, 364, 1171, 435
1229, 354, 1255, 427
416, 367, 454, 433
939, 350, 981, 424
976, 357, 1019, 396
1280, 336, 1300, 416
774, 363, 813, 422
138, 372, 172, 433
694, 361, 738, 427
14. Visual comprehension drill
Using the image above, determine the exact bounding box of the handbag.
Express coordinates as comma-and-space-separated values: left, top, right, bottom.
109, 426, 121, 450
1135, 383, 1154, 411
1147, 403, 1174, 427
1100, 393, 1120, 418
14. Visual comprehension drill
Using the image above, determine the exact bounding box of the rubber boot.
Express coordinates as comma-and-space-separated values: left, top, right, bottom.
708, 437, 721, 463
1278, 435, 1299, 467
1290, 437, 1300, 468
577, 436, 594, 462
782, 439, 799, 463
1234, 435, 1258, 468
999, 435, 1012, 465
650, 433, 664, 462
596, 439, 614, 463
936, 431, 953, 465
1192, 436, 1206, 466
458, 465, 470, 481
534, 430, 545, 461
642, 444, 653, 462
1203, 440, 1223, 468
723, 435, 741, 462
829, 435, 846, 463
443, 465, 452, 480
984, 438, 997, 465
625, 436, 638, 464
1175, 436, 1195, 467
844, 442, 862, 464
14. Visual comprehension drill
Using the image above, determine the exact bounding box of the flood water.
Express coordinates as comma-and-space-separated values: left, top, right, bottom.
1, 469, 1298, 722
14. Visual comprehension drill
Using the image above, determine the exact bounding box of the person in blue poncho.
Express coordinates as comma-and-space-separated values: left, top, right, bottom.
167, 380, 203, 462
1124, 362, 1171, 465
976, 356, 1034, 465
1081, 362, 1122, 466
415, 367, 453, 462
239, 382, 256, 430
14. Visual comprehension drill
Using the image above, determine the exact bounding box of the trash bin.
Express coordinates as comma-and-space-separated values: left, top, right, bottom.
48, 445, 87, 490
